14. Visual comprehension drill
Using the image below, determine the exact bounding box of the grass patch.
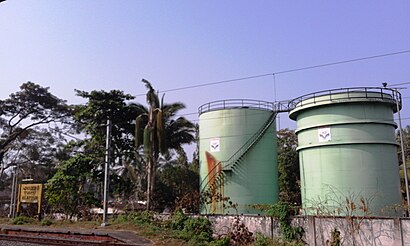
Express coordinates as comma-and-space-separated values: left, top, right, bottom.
11, 216, 34, 225
0, 212, 302, 246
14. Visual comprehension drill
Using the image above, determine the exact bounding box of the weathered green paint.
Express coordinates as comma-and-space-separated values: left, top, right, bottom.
289, 90, 402, 216
199, 102, 279, 214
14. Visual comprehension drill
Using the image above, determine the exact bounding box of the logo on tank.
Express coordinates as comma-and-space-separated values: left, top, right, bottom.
318, 127, 331, 142
210, 138, 220, 152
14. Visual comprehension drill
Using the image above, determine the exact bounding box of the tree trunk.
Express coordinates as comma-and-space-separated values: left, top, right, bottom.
146, 155, 156, 210
146, 157, 152, 210
0, 151, 5, 178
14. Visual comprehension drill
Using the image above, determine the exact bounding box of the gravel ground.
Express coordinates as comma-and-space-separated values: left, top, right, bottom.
0, 241, 40, 246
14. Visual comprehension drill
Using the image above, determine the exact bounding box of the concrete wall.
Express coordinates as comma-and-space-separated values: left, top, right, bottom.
207, 215, 410, 245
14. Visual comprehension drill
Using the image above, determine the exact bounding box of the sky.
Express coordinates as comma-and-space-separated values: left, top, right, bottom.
1, 1, 410, 131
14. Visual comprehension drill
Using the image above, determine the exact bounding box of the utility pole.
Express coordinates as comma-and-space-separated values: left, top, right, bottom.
8, 165, 18, 218
101, 118, 112, 227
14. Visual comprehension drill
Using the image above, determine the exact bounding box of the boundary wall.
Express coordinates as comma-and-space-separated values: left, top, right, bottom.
207, 215, 410, 245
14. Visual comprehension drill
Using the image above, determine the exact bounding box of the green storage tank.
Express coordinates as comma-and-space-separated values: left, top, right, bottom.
198, 99, 279, 214
289, 87, 402, 217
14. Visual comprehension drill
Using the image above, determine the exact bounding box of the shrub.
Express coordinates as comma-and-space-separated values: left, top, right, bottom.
114, 211, 155, 225
254, 232, 271, 246
41, 218, 53, 226
11, 216, 33, 225
170, 210, 188, 230
170, 211, 213, 244
267, 203, 304, 243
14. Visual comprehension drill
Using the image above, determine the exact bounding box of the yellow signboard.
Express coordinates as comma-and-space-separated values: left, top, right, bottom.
17, 184, 43, 214
19, 184, 43, 203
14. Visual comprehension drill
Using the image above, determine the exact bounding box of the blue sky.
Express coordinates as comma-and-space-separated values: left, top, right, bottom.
1, 1, 409, 130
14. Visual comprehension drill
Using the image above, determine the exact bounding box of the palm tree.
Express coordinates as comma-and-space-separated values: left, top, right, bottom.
135, 79, 195, 210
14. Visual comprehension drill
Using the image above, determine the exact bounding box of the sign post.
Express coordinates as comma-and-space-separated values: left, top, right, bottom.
16, 184, 43, 220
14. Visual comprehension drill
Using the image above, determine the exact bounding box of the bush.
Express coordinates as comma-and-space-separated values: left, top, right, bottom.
41, 218, 53, 226
170, 211, 213, 244
254, 233, 306, 246
114, 211, 155, 225
209, 237, 230, 246
267, 203, 304, 243
254, 232, 271, 246
11, 216, 33, 225
170, 210, 188, 230
129, 210, 155, 224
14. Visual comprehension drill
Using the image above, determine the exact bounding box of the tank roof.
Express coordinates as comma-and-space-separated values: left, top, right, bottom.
288, 87, 402, 120
198, 99, 275, 115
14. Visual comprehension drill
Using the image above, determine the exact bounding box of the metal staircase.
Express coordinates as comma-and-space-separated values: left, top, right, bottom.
200, 108, 279, 195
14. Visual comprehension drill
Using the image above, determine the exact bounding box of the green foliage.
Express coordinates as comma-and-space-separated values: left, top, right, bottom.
208, 237, 230, 246
267, 203, 304, 243
45, 154, 99, 218
112, 211, 162, 236
114, 210, 215, 245
11, 216, 33, 225
155, 163, 200, 212
170, 211, 213, 244
254, 232, 272, 246
170, 210, 188, 230
329, 228, 341, 246
0, 82, 71, 178
277, 129, 301, 205
74, 89, 139, 170
253, 235, 305, 246
114, 211, 155, 225
129, 210, 155, 224
143, 125, 151, 156
41, 218, 53, 226
135, 79, 195, 210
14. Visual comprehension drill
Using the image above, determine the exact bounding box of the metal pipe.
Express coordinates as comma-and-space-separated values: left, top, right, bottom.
101, 119, 112, 227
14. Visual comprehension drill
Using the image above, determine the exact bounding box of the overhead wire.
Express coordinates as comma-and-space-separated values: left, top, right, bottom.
389, 82, 410, 87
139, 50, 410, 127
135, 49, 410, 96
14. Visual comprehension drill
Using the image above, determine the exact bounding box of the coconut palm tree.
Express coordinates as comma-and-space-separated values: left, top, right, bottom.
135, 79, 195, 210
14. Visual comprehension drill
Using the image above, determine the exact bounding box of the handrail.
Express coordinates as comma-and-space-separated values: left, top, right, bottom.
199, 99, 275, 115
288, 87, 401, 111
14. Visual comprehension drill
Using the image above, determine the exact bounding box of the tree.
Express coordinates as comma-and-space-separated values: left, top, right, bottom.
74, 89, 138, 154
3, 128, 64, 184
74, 89, 142, 201
153, 148, 200, 211
135, 79, 195, 210
0, 82, 71, 177
277, 128, 301, 205
45, 154, 100, 219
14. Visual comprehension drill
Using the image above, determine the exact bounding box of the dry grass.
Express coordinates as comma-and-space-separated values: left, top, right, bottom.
0, 217, 187, 245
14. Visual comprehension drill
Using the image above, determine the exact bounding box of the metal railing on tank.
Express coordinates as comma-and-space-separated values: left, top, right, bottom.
288, 87, 402, 111
198, 99, 275, 115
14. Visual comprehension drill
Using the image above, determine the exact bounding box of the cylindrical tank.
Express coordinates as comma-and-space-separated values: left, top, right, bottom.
289, 87, 402, 216
198, 99, 279, 214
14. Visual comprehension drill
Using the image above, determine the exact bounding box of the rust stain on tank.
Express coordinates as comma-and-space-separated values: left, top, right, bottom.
205, 151, 224, 213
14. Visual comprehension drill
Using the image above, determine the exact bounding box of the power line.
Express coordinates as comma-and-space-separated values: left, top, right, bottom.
136, 49, 410, 96
389, 82, 410, 87
135, 73, 272, 96
274, 50, 410, 75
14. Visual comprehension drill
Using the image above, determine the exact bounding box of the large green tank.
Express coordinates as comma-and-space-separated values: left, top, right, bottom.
198, 99, 279, 214
289, 87, 403, 216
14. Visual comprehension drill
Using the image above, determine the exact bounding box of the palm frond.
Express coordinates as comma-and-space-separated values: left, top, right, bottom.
141, 79, 160, 108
